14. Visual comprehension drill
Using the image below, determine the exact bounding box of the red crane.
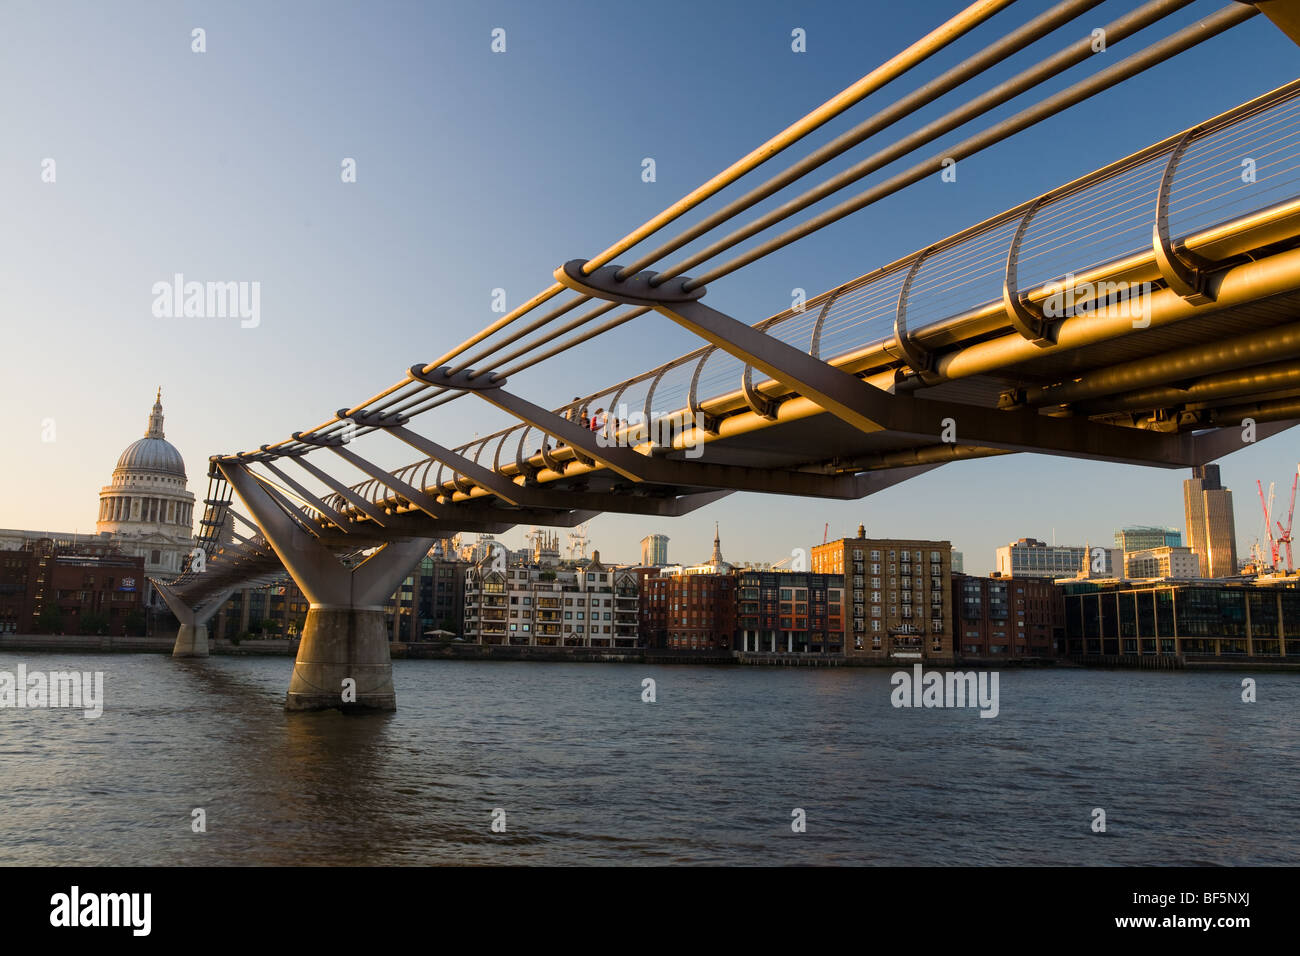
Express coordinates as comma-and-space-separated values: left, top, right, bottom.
1258, 479, 1279, 568
1276, 466, 1298, 573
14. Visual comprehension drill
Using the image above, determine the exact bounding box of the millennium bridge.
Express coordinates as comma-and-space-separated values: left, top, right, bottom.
154, 0, 1300, 710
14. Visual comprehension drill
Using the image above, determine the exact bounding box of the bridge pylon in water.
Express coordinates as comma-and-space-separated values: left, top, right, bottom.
154, 581, 234, 658
218, 461, 433, 712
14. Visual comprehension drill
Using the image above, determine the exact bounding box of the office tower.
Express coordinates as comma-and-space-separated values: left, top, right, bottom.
1183, 465, 1238, 578
640, 533, 669, 567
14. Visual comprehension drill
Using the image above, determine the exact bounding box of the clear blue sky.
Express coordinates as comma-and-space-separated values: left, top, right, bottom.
2, 0, 1297, 573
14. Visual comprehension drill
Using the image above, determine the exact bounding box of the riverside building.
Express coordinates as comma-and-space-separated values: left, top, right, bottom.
735, 569, 844, 654
639, 527, 736, 649
385, 547, 469, 641
952, 573, 1064, 658
1061, 579, 1300, 658
463, 550, 638, 647
0, 540, 145, 635
810, 525, 953, 661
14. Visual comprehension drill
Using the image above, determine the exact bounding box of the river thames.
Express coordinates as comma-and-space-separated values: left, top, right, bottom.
1, 652, 1296, 866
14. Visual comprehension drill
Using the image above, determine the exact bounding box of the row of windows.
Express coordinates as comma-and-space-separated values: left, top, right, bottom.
506, 623, 618, 633
857, 549, 944, 561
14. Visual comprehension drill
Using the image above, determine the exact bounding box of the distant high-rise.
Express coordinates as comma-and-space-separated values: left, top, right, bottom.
1183, 465, 1238, 578
640, 533, 669, 567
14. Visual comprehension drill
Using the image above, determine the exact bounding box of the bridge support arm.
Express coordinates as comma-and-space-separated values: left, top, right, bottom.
409, 366, 869, 499
154, 580, 235, 658
217, 459, 435, 711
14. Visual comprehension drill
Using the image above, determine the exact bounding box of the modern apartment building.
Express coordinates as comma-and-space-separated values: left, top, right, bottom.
1183, 464, 1239, 578
464, 551, 639, 647
995, 538, 1121, 579
214, 578, 308, 639
735, 570, 844, 654
810, 525, 953, 660
953, 573, 1064, 658
386, 554, 469, 641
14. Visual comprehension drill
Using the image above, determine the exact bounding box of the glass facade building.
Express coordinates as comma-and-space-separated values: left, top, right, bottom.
1063, 581, 1300, 657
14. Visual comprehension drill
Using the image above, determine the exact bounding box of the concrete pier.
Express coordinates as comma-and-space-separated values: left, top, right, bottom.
287, 606, 396, 711
172, 622, 211, 657
155, 581, 232, 658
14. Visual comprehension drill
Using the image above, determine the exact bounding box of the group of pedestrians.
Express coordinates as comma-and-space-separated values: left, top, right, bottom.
563, 397, 622, 435
527, 398, 636, 459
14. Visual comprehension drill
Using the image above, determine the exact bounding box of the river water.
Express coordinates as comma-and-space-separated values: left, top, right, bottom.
1, 651, 1296, 865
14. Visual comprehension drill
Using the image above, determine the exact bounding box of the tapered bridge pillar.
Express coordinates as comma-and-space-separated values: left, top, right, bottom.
154, 581, 234, 658
218, 460, 434, 712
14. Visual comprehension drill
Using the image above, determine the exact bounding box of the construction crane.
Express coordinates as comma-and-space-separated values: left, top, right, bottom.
1249, 538, 1268, 571
566, 523, 590, 561
1276, 466, 1298, 572
1257, 479, 1279, 568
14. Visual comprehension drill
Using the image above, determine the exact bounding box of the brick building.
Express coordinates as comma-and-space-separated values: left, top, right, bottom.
0, 540, 145, 635
736, 570, 844, 653
640, 571, 737, 649
953, 573, 1064, 658
811, 525, 953, 660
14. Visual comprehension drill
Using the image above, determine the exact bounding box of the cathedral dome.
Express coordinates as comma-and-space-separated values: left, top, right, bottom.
115, 438, 186, 478
113, 390, 187, 479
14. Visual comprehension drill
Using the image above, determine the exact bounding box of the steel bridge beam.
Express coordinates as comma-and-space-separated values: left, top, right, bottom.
554, 260, 1259, 470
409, 365, 871, 499
1253, 0, 1300, 45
